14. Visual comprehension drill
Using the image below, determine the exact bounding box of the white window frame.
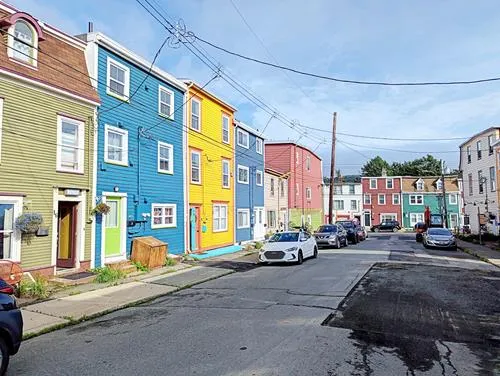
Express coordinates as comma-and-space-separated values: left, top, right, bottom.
436, 179, 443, 190
237, 128, 249, 148
378, 194, 385, 205
256, 170, 263, 186
104, 124, 128, 167
158, 85, 174, 119
416, 180, 424, 191
488, 135, 494, 155
364, 194, 371, 205
157, 141, 174, 174
370, 179, 377, 189
306, 187, 312, 200
56, 115, 85, 173
386, 178, 393, 189
409, 194, 424, 205
222, 159, 230, 188
0, 195, 23, 262
334, 200, 344, 210
381, 213, 398, 222
466, 145, 471, 163
255, 138, 263, 155
449, 194, 458, 205
7, 21, 38, 67
106, 57, 130, 101
350, 200, 357, 210
392, 194, 400, 205
490, 166, 496, 192
410, 213, 425, 227
477, 140, 482, 160
190, 150, 201, 184
0, 98, 3, 163
151, 203, 177, 229
237, 208, 250, 229
306, 156, 311, 171
222, 114, 230, 144
190, 98, 201, 131
213, 204, 228, 232
237, 165, 249, 184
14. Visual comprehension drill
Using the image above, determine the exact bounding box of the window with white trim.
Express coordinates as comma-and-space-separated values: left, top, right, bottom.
8, 20, 37, 66
306, 187, 312, 200
152, 204, 176, 228
256, 170, 263, 186
213, 204, 228, 232
267, 210, 276, 228
0, 98, 3, 163
381, 214, 397, 222
0, 195, 23, 261
222, 114, 230, 144
490, 166, 496, 192
409, 194, 423, 205
104, 125, 128, 166
306, 156, 311, 171
158, 142, 173, 174
478, 170, 484, 194
378, 194, 385, 205
57, 116, 84, 173
270, 178, 275, 196
191, 98, 201, 131
351, 200, 357, 210
466, 145, 471, 163
477, 140, 482, 160
364, 194, 371, 205
369, 179, 377, 189
158, 86, 174, 119
488, 135, 494, 155
334, 200, 344, 210
386, 178, 393, 189
449, 194, 458, 205
222, 159, 230, 188
237, 165, 249, 184
237, 129, 249, 148
106, 57, 129, 100
410, 213, 424, 227
237, 209, 250, 229
416, 180, 424, 190
392, 194, 400, 205
256, 138, 263, 154
436, 179, 443, 190
190, 150, 201, 184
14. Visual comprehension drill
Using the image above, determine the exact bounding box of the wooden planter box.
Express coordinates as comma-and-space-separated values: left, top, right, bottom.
131, 236, 168, 269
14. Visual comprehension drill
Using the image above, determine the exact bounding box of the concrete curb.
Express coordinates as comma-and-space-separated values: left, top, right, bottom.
457, 246, 499, 268
22, 268, 235, 340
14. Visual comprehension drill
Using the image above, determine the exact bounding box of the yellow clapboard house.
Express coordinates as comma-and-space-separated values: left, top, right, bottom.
184, 81, 236, 252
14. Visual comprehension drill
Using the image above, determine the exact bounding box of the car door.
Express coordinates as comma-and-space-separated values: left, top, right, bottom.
300, 232, 312, 256
380, 222, 388, 231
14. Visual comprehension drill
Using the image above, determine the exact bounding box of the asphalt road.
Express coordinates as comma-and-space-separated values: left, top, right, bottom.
10, 233, 500, 375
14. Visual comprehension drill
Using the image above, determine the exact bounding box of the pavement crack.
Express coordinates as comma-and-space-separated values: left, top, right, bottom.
276, 302, 335, 310
439, 341, 458, 375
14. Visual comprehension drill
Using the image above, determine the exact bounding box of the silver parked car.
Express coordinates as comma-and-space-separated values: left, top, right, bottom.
423, 228, 457, 250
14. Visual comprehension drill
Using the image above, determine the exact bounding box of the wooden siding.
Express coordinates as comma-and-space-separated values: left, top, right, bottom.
187, 86, 235, 250
94, 46, 186, 264
264, 171, 288, 232
0, 77, 95, 268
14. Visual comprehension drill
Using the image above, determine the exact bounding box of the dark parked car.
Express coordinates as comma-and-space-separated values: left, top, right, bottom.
0, 279, 22, 375
336, 220, 359, 243
314, 224, 348, 248
371, 220, 401, 233
415, 222, 426, 242
423, 228, 457, 250
356, 225, 366, 241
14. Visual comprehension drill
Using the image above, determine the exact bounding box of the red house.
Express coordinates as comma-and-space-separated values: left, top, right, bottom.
265, 142, 323, 228
361, 176, 403, 228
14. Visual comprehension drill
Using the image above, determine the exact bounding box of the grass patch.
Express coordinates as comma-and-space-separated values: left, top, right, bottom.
18, 275, 49, 299
164, 257, 178, 267
92, 267, 125, 284
132, 261, 149, 272
254, 241, 264, 250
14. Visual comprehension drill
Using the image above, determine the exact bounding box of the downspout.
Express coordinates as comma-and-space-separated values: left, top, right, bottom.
136, 127, 141, 221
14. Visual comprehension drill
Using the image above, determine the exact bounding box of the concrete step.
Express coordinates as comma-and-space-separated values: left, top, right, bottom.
105, 261, 136, 274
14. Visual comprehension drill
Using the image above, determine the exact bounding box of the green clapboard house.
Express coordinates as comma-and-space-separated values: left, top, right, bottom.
401, 176, 462, 230
0, 5, 100, 275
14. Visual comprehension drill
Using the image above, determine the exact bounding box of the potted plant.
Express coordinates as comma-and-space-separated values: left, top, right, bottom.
15, 213, 43, 234
91, 202, 111, 215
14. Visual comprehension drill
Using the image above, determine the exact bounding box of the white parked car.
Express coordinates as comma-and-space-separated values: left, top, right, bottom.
259, 231, 318, 264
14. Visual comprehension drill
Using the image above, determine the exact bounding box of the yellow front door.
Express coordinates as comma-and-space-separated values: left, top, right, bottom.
57, 202, 77, 268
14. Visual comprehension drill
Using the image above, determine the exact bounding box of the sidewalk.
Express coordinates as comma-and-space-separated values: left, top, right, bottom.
457, 239, 500, 268
21, 264, 236, 339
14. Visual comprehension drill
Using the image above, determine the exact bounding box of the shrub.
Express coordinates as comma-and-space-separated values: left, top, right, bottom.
254, 241, 264, 250
164, 257, 178, 267
92, 267, 125, 283
131, 261, 149, 272
18, 275, 49, 299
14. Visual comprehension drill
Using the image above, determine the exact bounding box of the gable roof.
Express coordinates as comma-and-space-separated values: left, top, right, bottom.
459, 127, 500, 148
234, 119, 265, 139
265, 141, 322, 161
402, 176, 459, 193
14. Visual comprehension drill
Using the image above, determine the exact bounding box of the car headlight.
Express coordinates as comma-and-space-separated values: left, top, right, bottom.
284, 247, 298, 252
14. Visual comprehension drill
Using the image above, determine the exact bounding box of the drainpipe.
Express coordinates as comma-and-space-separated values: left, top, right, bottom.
136, 127, 142, 221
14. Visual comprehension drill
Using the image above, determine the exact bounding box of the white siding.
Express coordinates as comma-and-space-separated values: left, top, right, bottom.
322, 183, 363, 222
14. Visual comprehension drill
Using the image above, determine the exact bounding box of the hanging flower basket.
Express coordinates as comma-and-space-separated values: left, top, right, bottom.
15, 213, 43, 234
91, 202, 111, 215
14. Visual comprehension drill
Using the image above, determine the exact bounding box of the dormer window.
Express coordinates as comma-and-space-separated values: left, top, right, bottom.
416, 179, 424, 191
2, 13, 44, 68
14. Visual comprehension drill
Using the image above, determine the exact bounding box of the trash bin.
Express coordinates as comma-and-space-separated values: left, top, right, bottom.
131, 236, 168, 269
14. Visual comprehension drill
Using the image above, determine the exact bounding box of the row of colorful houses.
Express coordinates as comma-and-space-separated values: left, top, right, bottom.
322, 175, 463, 230
0, 2, 323, 276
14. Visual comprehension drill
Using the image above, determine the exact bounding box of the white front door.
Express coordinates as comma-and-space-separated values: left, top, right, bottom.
0, 197, 22, 261
253, 207, 265, 240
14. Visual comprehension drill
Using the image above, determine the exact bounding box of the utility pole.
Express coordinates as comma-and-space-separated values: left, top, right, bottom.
441, 160, 449, 228
328, 112, 337, 224
477, 204, 482, 245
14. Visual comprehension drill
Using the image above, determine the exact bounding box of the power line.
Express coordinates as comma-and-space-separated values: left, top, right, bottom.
195, 35, 500, 87
338, 139, 464, 154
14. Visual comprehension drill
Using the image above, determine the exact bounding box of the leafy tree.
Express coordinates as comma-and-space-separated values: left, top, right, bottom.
361, 156, 391, 176
391, 155, 441, 176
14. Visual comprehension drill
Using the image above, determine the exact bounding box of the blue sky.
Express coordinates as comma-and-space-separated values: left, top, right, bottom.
9, 0, 500, 174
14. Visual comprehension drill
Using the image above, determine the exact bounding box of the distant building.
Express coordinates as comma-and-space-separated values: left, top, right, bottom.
459, 127, 499, 234
361, 176, 403, 228
265, 142, 323, 229
322, 182, 363, 224
264, 168, 289, 233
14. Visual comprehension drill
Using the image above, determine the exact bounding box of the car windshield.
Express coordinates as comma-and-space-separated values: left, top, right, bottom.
337, 221, 353, 228
428, 228, 452, 236
318, 225, 337, 233
268, 232, 299, 242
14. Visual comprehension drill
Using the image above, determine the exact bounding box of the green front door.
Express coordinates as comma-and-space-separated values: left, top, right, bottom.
105, 197, 122, 257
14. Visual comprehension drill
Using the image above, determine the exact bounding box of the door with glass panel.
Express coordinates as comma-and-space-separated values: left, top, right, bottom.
0, 204, 15, 259
104, 197, 123, 258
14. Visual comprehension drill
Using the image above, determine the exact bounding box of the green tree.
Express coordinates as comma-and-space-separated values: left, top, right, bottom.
361, 156, 391, 176
391, 155, 441, 176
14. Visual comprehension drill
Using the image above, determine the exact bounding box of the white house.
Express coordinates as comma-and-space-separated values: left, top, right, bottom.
459, 127, 500, 234
322, 182, 363, 224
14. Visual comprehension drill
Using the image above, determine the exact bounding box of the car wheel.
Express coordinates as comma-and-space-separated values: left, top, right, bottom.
297, 250, 303, 265
374, 228, 380, 233
392, 227, 398, 232
423, 242, 429, 249
0, 337, 10, 376
313, 246, 318, 258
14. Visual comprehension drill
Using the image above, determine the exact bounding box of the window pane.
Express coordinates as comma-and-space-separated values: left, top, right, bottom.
153, 207, 163, 225
105, 201, 119, 227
